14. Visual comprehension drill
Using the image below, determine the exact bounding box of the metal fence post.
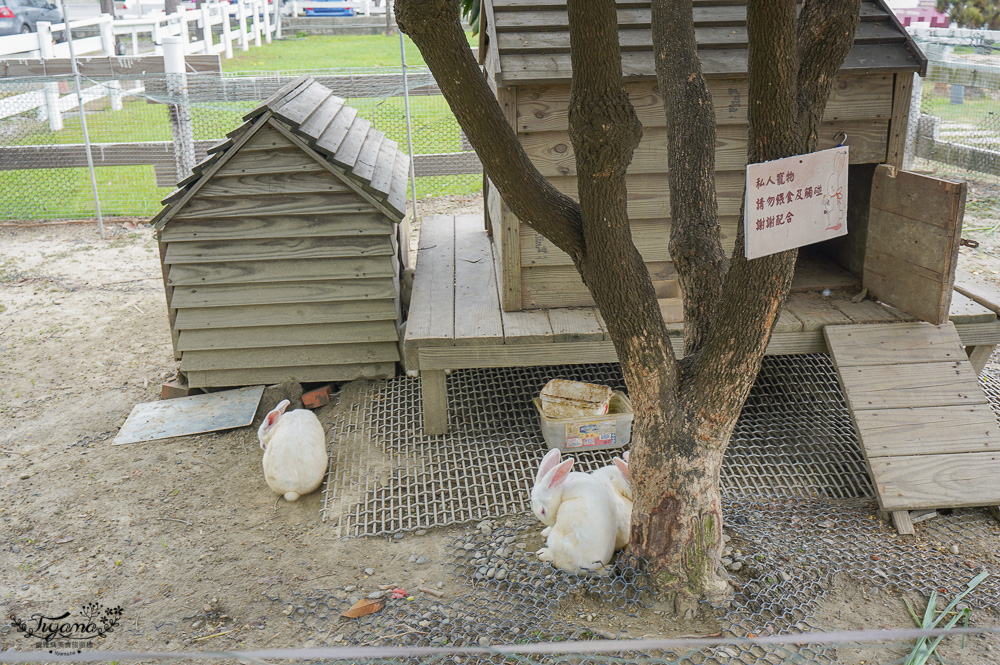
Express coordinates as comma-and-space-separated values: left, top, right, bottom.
164, 36, 197, 182
36, 21, 63, 131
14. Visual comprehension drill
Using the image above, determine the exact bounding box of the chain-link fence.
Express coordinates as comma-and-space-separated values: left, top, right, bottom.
908, 30, 1000, 185
0, 66, 481, 222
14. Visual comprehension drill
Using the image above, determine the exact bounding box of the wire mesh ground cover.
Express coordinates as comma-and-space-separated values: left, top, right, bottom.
269, 499, 999, 665
322, 355, 872, 537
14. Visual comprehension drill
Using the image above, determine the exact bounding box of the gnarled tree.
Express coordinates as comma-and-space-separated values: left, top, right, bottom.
395, 0, 861, 607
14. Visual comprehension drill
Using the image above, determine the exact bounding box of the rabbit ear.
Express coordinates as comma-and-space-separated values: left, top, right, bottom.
535, 448, 562, 484
541, 458, 574, 490
613, 457, 630, 482
259, 400, 290, 447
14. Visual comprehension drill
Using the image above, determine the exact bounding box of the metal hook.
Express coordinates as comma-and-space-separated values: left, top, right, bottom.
834, 132, 848, 147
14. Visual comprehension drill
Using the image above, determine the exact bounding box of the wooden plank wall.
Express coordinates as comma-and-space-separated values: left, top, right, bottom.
163, 126, 400, 387
502, 74, 895, 309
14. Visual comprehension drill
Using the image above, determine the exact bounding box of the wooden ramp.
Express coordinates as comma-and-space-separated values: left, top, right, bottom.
825, 322, 1000, 534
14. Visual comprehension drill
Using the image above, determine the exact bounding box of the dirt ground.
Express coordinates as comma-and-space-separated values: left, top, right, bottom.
2, 191, 1000, 662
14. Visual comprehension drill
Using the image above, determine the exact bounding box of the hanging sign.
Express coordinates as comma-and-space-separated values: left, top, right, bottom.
744, 145, 849, 260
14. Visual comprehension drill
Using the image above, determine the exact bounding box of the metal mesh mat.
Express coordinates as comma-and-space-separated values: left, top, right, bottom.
322, 354, 871, 536
271, 498, 999, 665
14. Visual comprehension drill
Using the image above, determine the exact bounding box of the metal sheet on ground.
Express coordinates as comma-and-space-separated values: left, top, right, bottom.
113, 385, 265, 445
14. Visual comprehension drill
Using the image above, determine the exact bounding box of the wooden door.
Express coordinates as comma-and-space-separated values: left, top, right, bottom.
863, 164, 967, 324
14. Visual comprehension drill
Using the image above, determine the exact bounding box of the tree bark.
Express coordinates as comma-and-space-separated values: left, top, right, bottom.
651, 0, 726, 355
399, 0, 860, 606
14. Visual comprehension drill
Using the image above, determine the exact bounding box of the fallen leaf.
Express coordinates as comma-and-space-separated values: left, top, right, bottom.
341, 599, 384, 619
55, 537, 74, 544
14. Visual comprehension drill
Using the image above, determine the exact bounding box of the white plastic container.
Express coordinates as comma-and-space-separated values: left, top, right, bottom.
539, 379, 613, 419
533, 392, 633, 452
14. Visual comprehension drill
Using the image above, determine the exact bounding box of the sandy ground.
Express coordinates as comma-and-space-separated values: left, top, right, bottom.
1, 191, 999, 663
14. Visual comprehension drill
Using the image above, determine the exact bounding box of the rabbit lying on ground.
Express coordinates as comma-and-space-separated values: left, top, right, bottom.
257, 399, 327, 501
530, 449, 618, 574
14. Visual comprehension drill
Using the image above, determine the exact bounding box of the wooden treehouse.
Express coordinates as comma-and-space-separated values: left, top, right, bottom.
403, 0, 1000, 531
153, 76, 411, 389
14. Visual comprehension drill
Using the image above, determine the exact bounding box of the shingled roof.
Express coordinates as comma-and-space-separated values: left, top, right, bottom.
152, 76, 409, 227
482, 0, 927, 85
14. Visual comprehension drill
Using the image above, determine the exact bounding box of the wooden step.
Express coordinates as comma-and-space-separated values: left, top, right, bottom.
825, 322, 1000, 534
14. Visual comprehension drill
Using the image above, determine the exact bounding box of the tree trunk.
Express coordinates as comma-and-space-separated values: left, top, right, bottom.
398, 0, 860, 607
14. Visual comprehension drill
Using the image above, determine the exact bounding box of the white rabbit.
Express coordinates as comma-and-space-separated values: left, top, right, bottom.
590, 456, 632, 551
258, 399, 328, 501
530, 450, 618, 574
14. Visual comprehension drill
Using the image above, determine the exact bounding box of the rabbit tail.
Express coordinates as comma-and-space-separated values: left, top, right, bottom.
284, 491, 301, 502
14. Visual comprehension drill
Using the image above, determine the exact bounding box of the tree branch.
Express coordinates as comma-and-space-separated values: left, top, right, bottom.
651, 0, 727, 355
683, 0, 801, 429
797, 0, 862, 153
395, 0, 585, 262
565, 0, 679, 415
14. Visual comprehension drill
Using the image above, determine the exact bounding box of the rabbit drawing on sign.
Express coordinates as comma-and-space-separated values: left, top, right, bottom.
530, 449, 618, 574
258, 399, 328, 502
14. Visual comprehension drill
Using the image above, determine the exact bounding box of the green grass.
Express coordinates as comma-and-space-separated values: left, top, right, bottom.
923, 91, 1000, 129
1, 33, 482, 220
221, 32, 476, 72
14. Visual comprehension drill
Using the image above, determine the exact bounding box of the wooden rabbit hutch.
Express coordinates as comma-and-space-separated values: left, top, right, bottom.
153, 76, 410, 389
404, 1, 1000, 529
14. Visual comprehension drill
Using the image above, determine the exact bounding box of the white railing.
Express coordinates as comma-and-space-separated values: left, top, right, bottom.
0, 0, 280, 60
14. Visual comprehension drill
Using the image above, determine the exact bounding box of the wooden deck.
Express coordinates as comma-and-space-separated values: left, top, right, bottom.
404, 215, 1000, 435
826, 322, 1000, 533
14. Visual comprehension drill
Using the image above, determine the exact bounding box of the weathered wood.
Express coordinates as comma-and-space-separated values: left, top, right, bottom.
497, 44, 919, 85
546, 307, 605, 342
852, 404, 1000, 457
332, 116, 372, 170
403, 215, 455, 369
272, 81, 332, 128
501, 307, 554, 344
177, 191, 382, 219
170, 278, 398, 308
837, 361, 983, 410
296, 93, 346, 139
185, 362, 397, 388
0, 54, 221, 78
161, 212, 393, 242
954, 271, 1000, 315
515, 74, 894, 133
454, 214, 504, 345
386, 151, 410, 220
520, 262, 676, 309
518, 121, 886, 177
497, 22, 902, 56
177, 320, 399, 351
0, 140, 214, 172
546, 171, 746, 218
180, 341, 399, 371
351, 128, 385, 184
421, 370, 449, 435
948, 291, 997, 324
783, 293, 853, 331
830, 298, 902, 324
886, 72, 913, 169
174, 299, 399, 329
218, 147, 335, 177
891, 510, 915, 535
315, 105, 359, 156
157, 237, 181, 361
164, 235, 393, 264
238, 124, 299, 151
864, 166, 966, 325
824, 322, 967, 366
967, 344, 996, 374
167, 256, 396, 286
193, 170, 352, 197
870, 451, 1000, 511
368, 137, 400, 196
